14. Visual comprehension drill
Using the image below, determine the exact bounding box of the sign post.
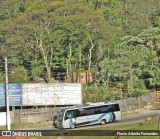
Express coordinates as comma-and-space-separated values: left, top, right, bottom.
5, 57, 10, 130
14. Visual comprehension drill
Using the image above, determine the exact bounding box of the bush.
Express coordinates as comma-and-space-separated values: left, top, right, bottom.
82, 83, 110, 103
154, 102, 160, 110
0, 72, 5, 83
9, 66, 30, 83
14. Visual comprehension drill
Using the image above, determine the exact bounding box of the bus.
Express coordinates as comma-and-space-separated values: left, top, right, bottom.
53, 102, 121, 129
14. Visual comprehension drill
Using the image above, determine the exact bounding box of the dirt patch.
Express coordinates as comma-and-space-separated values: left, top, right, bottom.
145, 117, 152, 121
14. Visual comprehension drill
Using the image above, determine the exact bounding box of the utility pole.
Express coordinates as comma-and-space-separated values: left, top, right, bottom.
5, 57, 10, 130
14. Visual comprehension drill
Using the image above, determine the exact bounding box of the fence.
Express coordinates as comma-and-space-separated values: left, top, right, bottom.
117, 95, 156, 111
10, 94, 159, 123
11, 107, 60, 123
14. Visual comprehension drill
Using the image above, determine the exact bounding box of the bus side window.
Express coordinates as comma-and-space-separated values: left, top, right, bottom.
79, 108, 90, 116
115, 104, 120, 111
80, 109, 87, 116
93, 107, 100, 114
90, 108, 95, 115
109, 104, 120, 112
75, 109, 80, 117
86, 108, 91, 115
109, 105, 114, 112
100, 106, 109, 113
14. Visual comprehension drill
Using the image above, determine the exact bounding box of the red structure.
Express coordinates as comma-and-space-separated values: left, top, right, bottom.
73, 72, 95, 83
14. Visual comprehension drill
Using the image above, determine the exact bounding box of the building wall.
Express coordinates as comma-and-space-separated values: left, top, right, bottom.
0, 112, 11, 126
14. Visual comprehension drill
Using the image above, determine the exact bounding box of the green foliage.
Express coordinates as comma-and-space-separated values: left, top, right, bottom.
131, 80, 149, 98
154, 102, 160, 110
9, 66, 29, 83
0, 0, 160, 97
100, 24, 160, 96
82, 83, 119, 103
0, 72, 5, 83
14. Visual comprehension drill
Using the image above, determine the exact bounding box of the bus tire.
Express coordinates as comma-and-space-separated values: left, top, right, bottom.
100, 119, 106, 125
70, 124, 75, 129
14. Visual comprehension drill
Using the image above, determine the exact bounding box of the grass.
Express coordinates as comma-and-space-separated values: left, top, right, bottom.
0, 121, 52, 130
65, 118, 159, 139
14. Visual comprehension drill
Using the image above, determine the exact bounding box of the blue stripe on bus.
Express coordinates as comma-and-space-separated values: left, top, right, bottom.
69, 117, 72, 125
90, 112, 113, 124
108, 112, 113, 122
70, 112, 113, 126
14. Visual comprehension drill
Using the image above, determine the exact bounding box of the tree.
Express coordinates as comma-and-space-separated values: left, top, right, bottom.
100, 34, 148, 96
2, 1, 63, 82
9, 66, 29, 83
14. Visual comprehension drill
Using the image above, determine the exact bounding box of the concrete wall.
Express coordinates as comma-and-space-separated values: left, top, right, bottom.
0, 112, 11, 126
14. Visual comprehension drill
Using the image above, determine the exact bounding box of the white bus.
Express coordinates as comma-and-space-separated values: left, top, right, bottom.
53, 102, 121, 129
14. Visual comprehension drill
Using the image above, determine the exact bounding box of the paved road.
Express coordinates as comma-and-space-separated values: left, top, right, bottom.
39, 110, 159, 130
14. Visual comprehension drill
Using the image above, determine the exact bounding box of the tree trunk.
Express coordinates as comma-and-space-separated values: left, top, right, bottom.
88, 34, 94, 83
68, 43, 72, 82
34, 29, 52, 83
39, 39, 51, 83
123, 0, 128, 27
66, 60, 69, 82
79, 45, 82, 83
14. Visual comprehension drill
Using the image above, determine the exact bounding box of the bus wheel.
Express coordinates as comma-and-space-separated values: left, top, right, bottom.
100, 119, 106, 125
70, 124, 75, 129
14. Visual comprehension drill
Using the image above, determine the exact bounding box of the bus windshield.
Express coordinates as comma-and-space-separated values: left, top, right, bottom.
53, 109, 65, 128
57, 109, 65, 120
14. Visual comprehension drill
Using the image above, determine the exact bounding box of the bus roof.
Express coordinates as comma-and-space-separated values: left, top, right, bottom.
59, 101, 119, 111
